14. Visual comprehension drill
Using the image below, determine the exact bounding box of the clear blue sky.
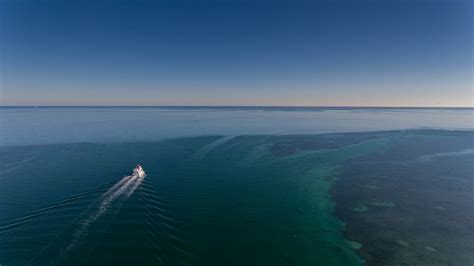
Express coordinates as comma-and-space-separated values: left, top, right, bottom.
1, 0, 472, 106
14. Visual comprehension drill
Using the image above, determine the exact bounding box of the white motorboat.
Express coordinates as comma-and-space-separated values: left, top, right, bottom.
133, 165, 146, 178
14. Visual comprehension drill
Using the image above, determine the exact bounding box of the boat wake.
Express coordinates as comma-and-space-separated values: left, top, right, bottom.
63, 166, 146, 253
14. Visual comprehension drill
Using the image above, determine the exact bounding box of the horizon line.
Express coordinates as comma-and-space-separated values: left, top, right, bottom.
1, 105, 473, 109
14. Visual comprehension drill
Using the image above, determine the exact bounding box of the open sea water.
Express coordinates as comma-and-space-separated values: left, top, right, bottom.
0, 107, 473, 265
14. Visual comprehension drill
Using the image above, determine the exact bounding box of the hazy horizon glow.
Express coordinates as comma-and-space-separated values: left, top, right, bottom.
0, 0, 472, 107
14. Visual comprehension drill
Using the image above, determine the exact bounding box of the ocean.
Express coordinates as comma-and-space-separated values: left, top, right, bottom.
0, 107, 473, 265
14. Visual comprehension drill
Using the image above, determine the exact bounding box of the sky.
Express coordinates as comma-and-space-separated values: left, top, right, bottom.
0, 0, 472, 107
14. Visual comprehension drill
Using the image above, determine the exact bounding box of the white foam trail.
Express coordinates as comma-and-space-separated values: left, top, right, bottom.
125, 175, 145, 198
101, 174, 134, 198
64, 170, 145, 253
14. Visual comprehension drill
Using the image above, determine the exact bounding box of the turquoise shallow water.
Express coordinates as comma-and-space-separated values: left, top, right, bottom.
0, 134, 393, 265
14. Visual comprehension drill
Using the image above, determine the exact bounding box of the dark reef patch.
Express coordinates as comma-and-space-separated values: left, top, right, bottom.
332, 130, 474, 265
